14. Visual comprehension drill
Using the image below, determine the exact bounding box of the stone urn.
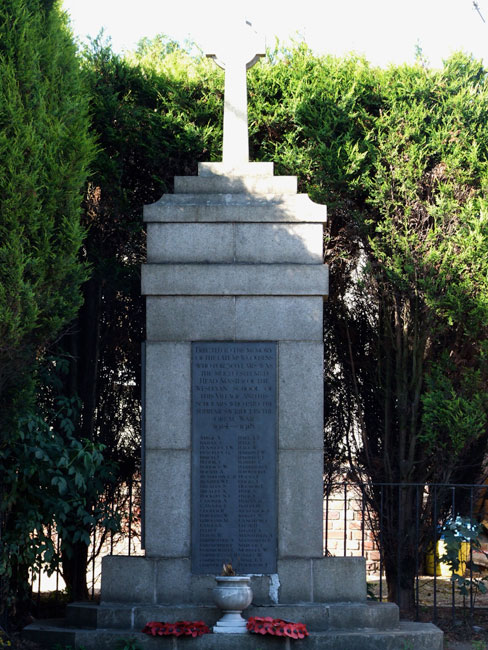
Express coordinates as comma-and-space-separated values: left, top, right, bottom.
212, 576, 253, 634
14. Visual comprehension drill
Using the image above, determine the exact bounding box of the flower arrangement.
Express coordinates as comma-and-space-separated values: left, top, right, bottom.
247, 616, 309, 639
142, 621, 210, 637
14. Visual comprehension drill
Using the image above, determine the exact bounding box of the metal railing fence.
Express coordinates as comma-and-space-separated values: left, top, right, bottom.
324, 481, 488, 623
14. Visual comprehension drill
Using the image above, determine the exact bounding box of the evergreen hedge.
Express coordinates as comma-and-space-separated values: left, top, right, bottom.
0, 0, 94, 616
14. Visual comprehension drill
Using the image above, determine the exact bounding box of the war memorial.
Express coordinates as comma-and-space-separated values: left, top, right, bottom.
25, 20, 443, 649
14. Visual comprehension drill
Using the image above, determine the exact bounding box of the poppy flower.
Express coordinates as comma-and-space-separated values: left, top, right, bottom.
247, 616, 308, 639
142, 620, 210, 637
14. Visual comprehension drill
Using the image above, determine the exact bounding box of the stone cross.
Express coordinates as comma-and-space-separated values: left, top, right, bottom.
206, 20, 265, 166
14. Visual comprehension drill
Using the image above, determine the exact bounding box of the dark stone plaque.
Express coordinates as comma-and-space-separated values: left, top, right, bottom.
191, 342, 277, 574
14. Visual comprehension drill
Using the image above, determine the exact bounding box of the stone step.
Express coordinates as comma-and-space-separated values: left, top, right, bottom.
143, 193, 327, 223
23, 620, 443, 650
174, 175, 297, 195
65, 600, 399, 632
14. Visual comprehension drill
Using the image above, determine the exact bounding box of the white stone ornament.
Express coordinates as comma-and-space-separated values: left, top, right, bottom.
206, 20, 265, 166
212, 575, 253, 634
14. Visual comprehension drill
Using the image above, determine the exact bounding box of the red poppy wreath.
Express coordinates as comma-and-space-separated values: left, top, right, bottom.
142, 620, 210, 637
247, 616, 309, 639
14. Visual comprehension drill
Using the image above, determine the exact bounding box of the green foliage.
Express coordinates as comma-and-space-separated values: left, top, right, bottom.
78, 34, 222, 463
0, 361, 118, 608
0, 0, 93, 405
114, 638, 142, 650
0, 0, 94, 616
366, 582, 378, 601
249, 44, 380, 201
278, 51, 488, 482
421, 363, 487, 454
306, 51, 488, 606
471, 641, 487, 650
439, 516, 488, 597
361, 57, 488, 469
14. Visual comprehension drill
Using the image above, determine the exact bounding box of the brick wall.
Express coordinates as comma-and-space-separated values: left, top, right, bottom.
323, 485, 381, 574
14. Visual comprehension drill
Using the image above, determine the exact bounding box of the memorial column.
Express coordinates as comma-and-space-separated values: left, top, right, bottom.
141, 160, 328, 597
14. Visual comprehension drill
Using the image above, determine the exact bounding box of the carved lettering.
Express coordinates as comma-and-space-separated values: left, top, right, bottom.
191, 342, 277, 574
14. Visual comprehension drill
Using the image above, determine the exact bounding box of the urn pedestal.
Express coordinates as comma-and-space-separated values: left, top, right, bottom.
212, 576, 253, 634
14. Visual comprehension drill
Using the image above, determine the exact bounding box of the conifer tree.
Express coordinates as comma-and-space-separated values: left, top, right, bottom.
0, 0, 94, 617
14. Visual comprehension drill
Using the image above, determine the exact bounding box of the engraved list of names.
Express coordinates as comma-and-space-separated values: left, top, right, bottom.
191, 342, 277, 574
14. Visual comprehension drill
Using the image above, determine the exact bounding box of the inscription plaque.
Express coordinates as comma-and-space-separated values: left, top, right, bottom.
191, 342, 277, 574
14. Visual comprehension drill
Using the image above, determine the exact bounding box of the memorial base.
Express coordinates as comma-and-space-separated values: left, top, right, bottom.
97, 555, 368, 605
24, 602, 443, 650
24, 554, 443, 649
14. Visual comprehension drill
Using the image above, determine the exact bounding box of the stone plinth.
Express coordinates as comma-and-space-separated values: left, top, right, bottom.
100, 556, 367, 605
